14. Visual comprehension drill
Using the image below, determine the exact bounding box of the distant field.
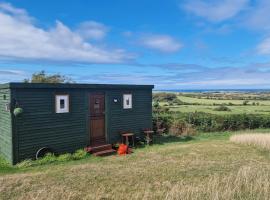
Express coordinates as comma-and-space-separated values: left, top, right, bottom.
169, 105, 270, 115
178, 95, 270, 106
155, 92, 270, 115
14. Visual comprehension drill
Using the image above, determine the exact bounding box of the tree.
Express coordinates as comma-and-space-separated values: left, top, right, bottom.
243, 100, 249, 106
24, 71, 74, 83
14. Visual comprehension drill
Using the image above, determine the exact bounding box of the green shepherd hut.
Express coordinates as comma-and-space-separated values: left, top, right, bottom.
0, 83, 154, 164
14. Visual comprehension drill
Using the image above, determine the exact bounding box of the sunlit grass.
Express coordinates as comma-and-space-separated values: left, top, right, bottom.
169, 104, 270, 115
230, 133, 270, 150
178, 95, 270, 106
1, 130, 270, 199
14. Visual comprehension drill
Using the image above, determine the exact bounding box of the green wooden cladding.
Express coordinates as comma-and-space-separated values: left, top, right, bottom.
0, 83, 153, 164
0, 88, 13, 163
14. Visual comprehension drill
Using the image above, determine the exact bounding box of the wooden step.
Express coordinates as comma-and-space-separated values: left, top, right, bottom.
91, 137, 106, 146
93, 149, 116, 156
90, 144, 113, 153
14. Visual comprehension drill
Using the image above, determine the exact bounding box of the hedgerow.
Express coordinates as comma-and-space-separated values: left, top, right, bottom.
153, 110, 270, 133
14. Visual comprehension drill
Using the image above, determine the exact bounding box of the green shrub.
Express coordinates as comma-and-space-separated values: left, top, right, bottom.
153, 102, 170, 113
72, 149, 88, 160
57, 153, 73, 162
37, 153, 57, 165
153, 93, 177, 102
153, 111, 270, 133
243, 100, 249, 105
17, 149, 90, 167
153, 112, 173, 133
169, 119, 196, 136
214, 105, 231, 111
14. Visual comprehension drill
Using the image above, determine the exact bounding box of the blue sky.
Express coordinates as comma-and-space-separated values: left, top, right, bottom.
1, 0, 270, 89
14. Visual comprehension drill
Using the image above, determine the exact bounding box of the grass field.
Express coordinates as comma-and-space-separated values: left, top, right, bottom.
231, 133, 270, 150
169, 104, 270, 115
1, 129, 270, 199
157, 93, 270, 115
178, 95, 270, 106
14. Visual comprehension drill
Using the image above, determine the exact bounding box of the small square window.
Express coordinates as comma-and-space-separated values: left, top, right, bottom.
123, 94, 132, 109
55, 95, 69, 113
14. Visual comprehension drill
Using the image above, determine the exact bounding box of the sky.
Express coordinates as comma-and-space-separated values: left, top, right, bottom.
1, 0, 270, 89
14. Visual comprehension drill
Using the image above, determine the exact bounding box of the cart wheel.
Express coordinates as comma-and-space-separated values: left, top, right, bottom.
36, 147, 53, 159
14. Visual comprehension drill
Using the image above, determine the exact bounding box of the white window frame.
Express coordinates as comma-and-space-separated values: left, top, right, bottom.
55, 94, 69, 113
123, 94, 132, 109
5, 103, 10, 112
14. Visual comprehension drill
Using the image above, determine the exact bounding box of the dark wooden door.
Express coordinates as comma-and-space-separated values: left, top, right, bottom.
89, 93, 105, 145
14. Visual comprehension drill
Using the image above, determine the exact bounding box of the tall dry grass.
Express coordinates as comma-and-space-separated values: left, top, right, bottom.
230, 133, 270, 150
1, 165, 270, 199
2, 134, 270, 200
165, 166, 270, 200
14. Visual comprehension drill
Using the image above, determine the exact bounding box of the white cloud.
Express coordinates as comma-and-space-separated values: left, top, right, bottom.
182, 0, 249, 22
0, 69, 25, 75
256, 37, 270, 55
76, 21, 109, 40
0, 69, 27, 83
0, 3, 132, 64
139, 34, 182, 53
0, 2, 31, 22
244, 0, 270, 31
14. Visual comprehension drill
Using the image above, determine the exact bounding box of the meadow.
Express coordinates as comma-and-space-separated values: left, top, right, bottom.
1, 130, 270, 199
155, 91, 270, 115
169, 104, 270, 115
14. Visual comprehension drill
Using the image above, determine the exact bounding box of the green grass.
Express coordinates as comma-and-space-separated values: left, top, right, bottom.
157, 94, 270, 115
169, 104, 270, 115
178, 95, 270, 105
1, 129, 270, 199
0, 156, 18, 174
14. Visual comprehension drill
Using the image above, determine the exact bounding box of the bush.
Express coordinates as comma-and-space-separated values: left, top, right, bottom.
37, 153, 57, 165
243, 100, 249, 105
214, 105, 231, 111
16, 149, 90, 167
153, 111, 270, 133
72, 149, 89, 160
153, 102, 170, 113
152, 112, 173, 133
153, 93, 177, 102
169, 119, 196, 136
57, 153, 73, 162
